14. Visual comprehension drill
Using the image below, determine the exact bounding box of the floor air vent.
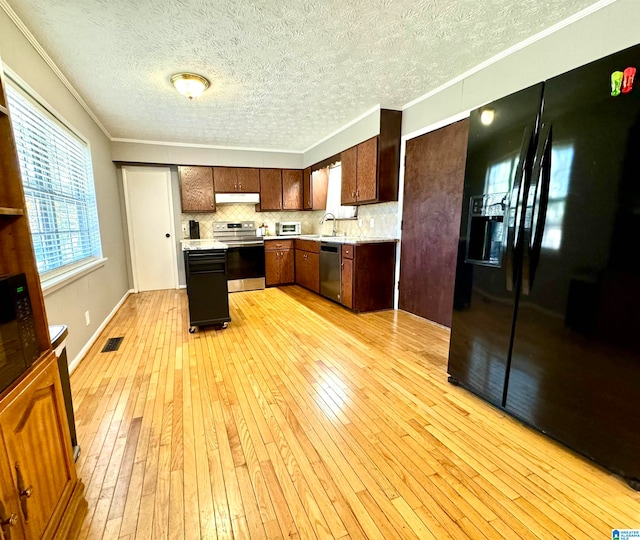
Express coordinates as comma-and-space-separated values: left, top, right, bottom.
101, 337, 124, 353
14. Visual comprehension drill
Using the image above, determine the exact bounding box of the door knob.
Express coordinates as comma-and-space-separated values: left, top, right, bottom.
0, 513, 17, 527
19, 486, 32, 499
165, 233, 171, 238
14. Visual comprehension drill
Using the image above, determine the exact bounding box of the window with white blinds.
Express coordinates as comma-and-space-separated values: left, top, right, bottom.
6, 83, 102, 276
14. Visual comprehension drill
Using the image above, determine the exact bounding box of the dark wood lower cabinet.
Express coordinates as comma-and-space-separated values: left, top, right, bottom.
265, 240, 294, 286
295, 246, 320, 293
340, 257, 353, 309
341, 243, 396, 312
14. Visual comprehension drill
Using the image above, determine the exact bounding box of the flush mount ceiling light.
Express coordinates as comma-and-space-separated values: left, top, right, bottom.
170, 73, 210, 99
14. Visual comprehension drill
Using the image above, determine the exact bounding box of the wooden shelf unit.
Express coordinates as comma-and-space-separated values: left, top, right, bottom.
0, 206, 24, 216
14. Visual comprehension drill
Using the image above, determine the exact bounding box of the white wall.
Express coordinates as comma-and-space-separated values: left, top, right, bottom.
111, 140, 304, 169
0, 9, 129, 365
402, 0, 640, 138
302, 107, 381, 167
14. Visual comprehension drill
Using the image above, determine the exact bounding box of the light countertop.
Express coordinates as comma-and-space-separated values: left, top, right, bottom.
181, 239, 229, 251
264, 235, 398, 244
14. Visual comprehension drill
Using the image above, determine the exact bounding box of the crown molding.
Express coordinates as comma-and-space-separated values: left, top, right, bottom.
402, 0, 618, 112
111, 137, 304, 154
1, 0, 619, 155
0, 0, 113, 140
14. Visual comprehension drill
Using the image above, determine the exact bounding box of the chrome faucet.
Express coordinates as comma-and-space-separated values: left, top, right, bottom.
319, 212, 338, 236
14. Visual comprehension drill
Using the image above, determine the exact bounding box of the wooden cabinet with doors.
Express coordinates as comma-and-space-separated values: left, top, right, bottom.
214, 167, 260, 193
294, 239, 320, 293
304, 167, 328, 211
258, 168, 283, 211
0, 354, 87, 540
340, 109, 402, 206
0, 62, 86, 540
339, 242, 396, 312
265, 239, 294, 286
236, 168, 260, 192
258, 169, 304, 211
282, 169, 302, 210
178, 166, 215, 212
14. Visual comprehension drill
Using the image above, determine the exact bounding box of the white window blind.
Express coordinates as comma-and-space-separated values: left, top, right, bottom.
6, 84, 102, 276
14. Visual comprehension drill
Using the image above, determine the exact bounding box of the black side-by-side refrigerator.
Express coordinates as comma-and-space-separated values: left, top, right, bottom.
448, 44, 640, 489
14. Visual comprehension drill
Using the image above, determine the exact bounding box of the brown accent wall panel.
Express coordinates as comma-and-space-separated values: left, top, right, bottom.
399, 118, 469, 327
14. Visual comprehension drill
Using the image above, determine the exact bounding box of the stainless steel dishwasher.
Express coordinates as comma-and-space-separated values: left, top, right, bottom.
320, 242, 341, 303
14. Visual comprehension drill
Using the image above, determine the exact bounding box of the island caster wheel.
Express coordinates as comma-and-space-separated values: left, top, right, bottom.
221, 322, 228, 329
188, 326, 197, 334
628, 478, 640, 491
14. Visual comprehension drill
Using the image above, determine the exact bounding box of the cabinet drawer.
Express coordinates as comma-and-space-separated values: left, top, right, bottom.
342, 244, 355, 260
295, 239, 320, 253
265, 239, 293, 252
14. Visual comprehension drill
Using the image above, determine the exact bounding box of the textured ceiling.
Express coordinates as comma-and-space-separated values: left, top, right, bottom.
7, 0, 598, 150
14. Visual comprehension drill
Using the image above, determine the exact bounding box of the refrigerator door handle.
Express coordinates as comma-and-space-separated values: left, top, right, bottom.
505, 126, 535, 292
522, 126, 552, 295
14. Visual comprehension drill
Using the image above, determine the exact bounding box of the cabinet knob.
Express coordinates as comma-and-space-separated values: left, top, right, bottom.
341, 263, 344, 269
20, 486, 33, 499
1, 513, 18, 527
211, 199, 215, 207
238, 184, 242, 190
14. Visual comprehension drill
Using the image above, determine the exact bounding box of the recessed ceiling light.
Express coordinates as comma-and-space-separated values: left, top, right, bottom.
170, 73, 210, 99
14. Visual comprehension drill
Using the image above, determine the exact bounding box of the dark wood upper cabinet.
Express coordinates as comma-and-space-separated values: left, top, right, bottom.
214, 167, 260, 193
305, 167, 328, 210
237, 168, 260, 192
282, 169, 303, 210
179, 166, 215, 212
213, 167, 238, 192
341, 146, 357, 205
259, 169, 283, 211
303, 167, 312, 210
355, 137, 378, 203
339, 109, 402, 206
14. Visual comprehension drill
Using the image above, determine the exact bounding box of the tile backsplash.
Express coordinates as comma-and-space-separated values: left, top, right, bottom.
181, 202, 399, 239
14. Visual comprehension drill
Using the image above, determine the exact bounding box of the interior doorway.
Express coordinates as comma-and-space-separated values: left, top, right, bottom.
122, 166, 178, 292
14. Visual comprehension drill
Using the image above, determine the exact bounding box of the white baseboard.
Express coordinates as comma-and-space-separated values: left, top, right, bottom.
68, 289, 134, 374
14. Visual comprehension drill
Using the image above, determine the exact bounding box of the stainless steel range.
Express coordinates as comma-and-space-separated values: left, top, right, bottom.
213, 221, 265, 292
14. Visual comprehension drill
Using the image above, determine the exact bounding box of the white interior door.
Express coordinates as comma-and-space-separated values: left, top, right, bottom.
123, 166, 178, 291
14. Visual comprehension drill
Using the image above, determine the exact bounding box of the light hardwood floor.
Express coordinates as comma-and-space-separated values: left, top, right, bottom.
71, 286, 640, 539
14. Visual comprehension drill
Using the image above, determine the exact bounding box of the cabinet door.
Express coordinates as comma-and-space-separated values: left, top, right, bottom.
356, 137, 378, 203
0, 355, 76, 540
280, 249, 295, 284
282, 170, 302, 210
295, 250, 307, 288
341, 257, 354, 308
0, 465, 25, 540
307, 252, 320, 293
237, 168, 260, 192
312, 168, 328, 210
303, 167, 312, 210
213, 167, 238, 192
341, 147, 357, 205
265, 251, 280, 286
259, 169, 283, 211
179, 166, 215, 212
